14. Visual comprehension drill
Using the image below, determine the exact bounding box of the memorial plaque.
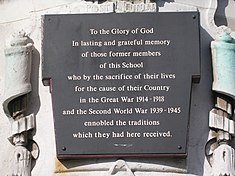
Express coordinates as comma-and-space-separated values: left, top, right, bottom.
42, 12, 200, 158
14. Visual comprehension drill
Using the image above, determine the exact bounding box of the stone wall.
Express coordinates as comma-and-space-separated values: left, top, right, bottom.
0, 0, 234, 175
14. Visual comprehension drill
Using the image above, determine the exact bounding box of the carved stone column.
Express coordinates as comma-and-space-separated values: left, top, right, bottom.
207, 26, 235, 176
2, 31, 36, 176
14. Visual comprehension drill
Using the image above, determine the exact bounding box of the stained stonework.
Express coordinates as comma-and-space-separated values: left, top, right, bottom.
2, 31, 36, 176
207, 26, 235, 176
0, 0, 235, 176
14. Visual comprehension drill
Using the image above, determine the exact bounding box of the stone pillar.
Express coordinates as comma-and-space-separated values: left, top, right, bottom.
2, 31, 36, 176
207, 26, 235, 176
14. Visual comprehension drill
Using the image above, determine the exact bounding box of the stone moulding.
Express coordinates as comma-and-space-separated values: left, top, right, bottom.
115, 1, 157, 13
207, 25, 235, 176
55, 158, 187, 175
2, 30, 36, 176
211, 27, 235, 99
3, 42, 32, 118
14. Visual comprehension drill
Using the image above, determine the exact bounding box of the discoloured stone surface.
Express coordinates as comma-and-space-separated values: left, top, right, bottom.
0, 0, 235, 176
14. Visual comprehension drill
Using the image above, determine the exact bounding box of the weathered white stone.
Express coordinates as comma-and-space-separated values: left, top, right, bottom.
12, 145, 32, 176
215, 96, 232, 115
116, 1, 156, 12
2, 30, 35, 176
0, 0, 234, 176
84, 2, 114, 13
208, 23, 235, 176
3, 32, 33, 118
212, 144, 235, 176
209, 108, 234, 135
108, 160, 134, 175
11, 114, 35, 137
54, 158, 187, 174
158, 2, 197, 12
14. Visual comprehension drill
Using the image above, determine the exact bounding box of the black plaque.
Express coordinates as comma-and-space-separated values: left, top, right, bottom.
42, 12, 200, 158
